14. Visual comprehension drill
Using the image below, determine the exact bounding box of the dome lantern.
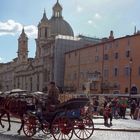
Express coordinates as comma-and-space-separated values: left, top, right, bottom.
52, 0, 63, 18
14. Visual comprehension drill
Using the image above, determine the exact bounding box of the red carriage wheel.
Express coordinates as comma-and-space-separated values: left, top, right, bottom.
23, 116, 36, 137
42, 121, 51, 135
74, 116, 94, 140
51, 116, 74, 140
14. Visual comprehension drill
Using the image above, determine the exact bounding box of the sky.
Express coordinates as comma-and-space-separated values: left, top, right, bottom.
0, 0, 140, 63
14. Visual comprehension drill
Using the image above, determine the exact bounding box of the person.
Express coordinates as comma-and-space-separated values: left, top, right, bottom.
119, 97, 127, 119
134, 104, 140, 120
111, 98, 118, 119
47, 81, 60, 106
130, 100, 137, 119
130, 85, 137, 95
103, 102, 113, 126
93, 98, 99, 115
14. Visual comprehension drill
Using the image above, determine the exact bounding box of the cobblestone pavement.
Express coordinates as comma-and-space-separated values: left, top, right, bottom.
0, 130, 140, 140
0, 117, 140, 140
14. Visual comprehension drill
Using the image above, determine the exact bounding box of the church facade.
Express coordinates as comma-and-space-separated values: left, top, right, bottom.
0, 0, 100, 92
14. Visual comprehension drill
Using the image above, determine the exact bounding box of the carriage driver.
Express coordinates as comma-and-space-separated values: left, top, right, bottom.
47, 81, 60, 106
35, 81, 60, 125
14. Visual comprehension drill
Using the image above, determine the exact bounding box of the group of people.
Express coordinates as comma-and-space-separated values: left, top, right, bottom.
103, 97, 140, 126
33, 83, 140, 127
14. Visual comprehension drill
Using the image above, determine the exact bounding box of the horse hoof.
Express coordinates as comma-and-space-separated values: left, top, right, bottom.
2, 125, 5, 128
17, 130, 21, 135
7, 128, 10, 131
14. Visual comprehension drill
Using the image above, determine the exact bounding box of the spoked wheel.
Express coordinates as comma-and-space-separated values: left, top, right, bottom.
23, 116, 36, 137
51, 116, 74, 140
74, 116, 94, 140
42, 121, 51, 135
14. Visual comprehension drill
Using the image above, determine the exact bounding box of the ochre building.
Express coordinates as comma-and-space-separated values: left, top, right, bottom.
64, 31, 140, 94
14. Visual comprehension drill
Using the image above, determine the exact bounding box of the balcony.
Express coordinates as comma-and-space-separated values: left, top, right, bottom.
101, 82, 120, 90
87, 71, 101, 82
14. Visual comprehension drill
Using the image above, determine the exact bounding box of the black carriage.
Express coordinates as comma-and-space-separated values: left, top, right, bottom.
23, 97, 94, 140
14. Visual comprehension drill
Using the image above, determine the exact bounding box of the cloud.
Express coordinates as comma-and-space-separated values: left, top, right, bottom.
87, 20, 97, 28
88, 20, 93, 24
24, 25, 37, 38
94, 13, 102, 19
0, 20, 37, 38
76, 5, 83, 13
0, 57, 4, 62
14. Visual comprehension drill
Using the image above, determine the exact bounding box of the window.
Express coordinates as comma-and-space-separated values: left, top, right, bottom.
95, 46, 98, 52
95, 56, 99, 62
126, 50, 130, 58
138, 67, 140, 76
104, 69, 109, 78
45, 27, 48, 37
37, 75, 40, 91
80, 72, 84, 79
114, 68, 118, 77
125, 66, 130, 76
115, 41, 119, 47
105, 45, 108, 50
17, 77, 20, 88
73, 73, 77, 80
115, 52, 118, 59
128, 39, 130, 46
68, 53, 71, 58
104, 54, 109, 60
30, 77, 32, 91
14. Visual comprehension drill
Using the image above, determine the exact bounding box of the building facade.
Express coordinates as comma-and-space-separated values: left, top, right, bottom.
64, 31, 140, 94
0, 0, 100, 92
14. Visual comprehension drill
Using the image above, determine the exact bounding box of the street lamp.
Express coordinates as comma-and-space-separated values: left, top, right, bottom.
129, 58, 133, 97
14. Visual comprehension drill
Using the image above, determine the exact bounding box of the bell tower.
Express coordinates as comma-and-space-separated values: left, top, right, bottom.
17, 28, 28, 63
38, 10, 50, 39
35, 10, 50, 58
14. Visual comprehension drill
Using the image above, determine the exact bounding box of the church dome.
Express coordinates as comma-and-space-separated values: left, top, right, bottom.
49, 17, 74, 36
49, 0, 74, 36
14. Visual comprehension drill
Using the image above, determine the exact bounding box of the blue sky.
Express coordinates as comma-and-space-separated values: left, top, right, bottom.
0, 0, 140, 62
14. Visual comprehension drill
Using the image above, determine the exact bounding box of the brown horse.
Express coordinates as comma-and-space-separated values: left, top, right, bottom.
0, 96, 27, 134
0, 96, 11, 130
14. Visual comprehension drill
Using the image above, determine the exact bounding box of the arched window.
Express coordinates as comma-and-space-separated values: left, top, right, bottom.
45, 27, 48, 37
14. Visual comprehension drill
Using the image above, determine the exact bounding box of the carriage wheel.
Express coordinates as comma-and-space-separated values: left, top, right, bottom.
74, 116, 94, 140
42, 121, 51, 135
51, 116, 73, 140
23, 116, 36, 137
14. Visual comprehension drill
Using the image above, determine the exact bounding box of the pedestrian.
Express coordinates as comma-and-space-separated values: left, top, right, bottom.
119, 97, 127, 119
134, 104, 140, 120
130, 100, 137, 119
103, 102, 113, 126
93, 98, 99, 115
111, 98, 118, 119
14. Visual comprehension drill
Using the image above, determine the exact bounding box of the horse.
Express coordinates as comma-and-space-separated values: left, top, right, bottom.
0, 96, 11, 131
0, 96, 28, 134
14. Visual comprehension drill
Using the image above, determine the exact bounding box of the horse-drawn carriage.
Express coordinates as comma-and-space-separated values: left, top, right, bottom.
0, 89, 94, 140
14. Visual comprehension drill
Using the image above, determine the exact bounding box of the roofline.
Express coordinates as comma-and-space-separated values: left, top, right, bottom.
65, 33, 140, 54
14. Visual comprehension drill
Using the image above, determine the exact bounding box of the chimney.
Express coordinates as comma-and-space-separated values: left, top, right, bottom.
134, 26, 137, 35
109, 30, 114, 40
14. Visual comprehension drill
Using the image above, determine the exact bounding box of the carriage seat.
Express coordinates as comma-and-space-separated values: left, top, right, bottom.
27, 110, 37, 117
48, 104, 56, 112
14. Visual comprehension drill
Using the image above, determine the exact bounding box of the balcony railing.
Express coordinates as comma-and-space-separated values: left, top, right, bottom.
101, 83, 120, 90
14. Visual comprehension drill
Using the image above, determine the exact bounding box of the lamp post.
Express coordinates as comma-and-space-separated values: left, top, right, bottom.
129, 58, 133, 97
